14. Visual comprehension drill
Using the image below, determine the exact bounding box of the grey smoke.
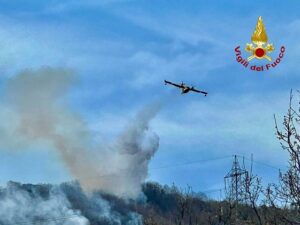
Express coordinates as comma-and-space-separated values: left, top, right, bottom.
1, 67, 160, 199
0, 181, 143, 225
0, 182, 89, 225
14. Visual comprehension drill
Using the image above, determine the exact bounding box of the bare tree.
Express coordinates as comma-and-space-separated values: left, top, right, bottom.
218, 199, 235, 225
144, 217, 160, 225
271, 90, 300, 224
243, 170, 264, 225
172, 184, 194, 225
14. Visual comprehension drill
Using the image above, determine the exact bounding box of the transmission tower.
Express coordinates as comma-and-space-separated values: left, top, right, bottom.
224, 155, 248, 224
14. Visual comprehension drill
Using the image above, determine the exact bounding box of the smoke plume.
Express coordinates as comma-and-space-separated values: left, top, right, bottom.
0, 181, 142, 225
1, 67, 160, 199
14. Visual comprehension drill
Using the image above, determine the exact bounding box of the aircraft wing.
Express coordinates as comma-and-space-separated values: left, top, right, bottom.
191, 87, 208, 96
164, 80, 182, 88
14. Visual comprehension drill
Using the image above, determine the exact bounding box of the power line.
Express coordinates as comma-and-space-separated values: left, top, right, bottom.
150, 155, 232, 170
67, 155, 232, 181
58, 154, 280, 188
236, 155, 281, 171
201, 188, 224, 194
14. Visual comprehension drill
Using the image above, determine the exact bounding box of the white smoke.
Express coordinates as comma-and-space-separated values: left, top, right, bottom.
0, 182, 89, 225
0, 181, 143, 225
1, 67, 160, 199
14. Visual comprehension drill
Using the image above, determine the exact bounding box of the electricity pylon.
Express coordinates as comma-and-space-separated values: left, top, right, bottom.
224, 155, 248, 225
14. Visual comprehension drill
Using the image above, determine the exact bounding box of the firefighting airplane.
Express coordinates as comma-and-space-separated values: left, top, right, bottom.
164, 80, 208, 96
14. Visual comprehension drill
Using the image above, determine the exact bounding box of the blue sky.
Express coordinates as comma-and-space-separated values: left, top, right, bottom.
0, 0, 299, 198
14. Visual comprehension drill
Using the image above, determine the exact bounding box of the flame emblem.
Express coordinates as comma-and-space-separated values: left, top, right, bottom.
245, 16, 274, 61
